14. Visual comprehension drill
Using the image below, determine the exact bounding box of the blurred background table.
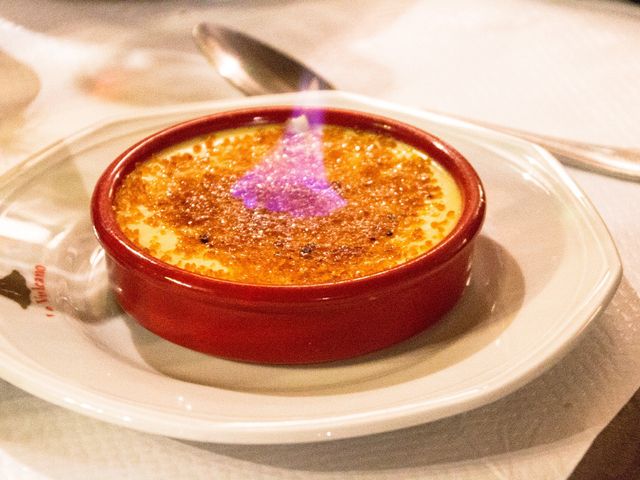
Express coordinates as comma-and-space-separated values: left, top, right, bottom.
1, 1, 640, 478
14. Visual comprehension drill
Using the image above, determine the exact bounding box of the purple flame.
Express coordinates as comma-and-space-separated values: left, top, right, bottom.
231, 115, 346, 217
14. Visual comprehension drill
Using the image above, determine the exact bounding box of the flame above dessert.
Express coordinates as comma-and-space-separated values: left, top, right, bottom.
230, 115, 346, 217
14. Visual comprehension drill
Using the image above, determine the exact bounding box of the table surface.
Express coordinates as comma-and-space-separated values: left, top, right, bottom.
1, 1, 640, 479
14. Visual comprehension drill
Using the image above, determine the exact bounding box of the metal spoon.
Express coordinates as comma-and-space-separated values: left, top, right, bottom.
193, 22, 640, 181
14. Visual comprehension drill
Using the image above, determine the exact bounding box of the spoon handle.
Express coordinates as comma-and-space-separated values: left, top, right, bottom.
434, 111, 640, 181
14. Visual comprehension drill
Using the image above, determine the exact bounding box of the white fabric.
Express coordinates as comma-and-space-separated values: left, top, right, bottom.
1, 0, 640, 478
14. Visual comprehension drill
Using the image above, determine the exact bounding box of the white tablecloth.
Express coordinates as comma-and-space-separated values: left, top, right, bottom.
1, 1, 640, 478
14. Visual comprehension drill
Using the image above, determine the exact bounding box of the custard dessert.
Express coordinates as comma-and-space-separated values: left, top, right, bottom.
113, 119, 462, 285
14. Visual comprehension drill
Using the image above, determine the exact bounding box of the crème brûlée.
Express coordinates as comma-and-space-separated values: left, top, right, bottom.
113, 121, 463, 285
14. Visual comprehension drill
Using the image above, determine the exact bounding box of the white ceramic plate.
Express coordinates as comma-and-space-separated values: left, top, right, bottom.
0, 91, 621, 444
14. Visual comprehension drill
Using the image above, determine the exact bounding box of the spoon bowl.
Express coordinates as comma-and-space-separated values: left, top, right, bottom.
193, 23, 334, 96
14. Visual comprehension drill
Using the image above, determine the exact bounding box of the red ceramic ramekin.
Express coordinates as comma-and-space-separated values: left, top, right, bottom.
91, 107, 486, 364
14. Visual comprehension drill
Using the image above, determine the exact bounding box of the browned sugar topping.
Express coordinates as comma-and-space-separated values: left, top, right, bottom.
114, 124, 460, 285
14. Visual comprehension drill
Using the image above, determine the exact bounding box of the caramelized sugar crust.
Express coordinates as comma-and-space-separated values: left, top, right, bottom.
114, 124, 461, 284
